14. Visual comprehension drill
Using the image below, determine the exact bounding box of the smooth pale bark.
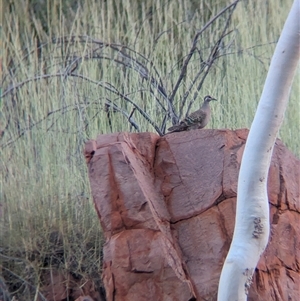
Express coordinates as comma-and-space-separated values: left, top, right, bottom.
217, 1, 300, 300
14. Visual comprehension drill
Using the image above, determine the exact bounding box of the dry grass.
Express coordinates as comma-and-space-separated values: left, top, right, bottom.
0, 0, 298, 299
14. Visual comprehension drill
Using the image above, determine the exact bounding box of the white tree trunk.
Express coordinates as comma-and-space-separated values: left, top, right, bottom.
217, 0, 300, 300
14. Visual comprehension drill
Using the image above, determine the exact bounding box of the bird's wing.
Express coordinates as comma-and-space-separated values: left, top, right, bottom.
167, 123, 187, 132
184, 109, 206, 125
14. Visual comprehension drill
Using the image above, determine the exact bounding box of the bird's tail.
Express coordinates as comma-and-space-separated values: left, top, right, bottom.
167, 124, 187, 133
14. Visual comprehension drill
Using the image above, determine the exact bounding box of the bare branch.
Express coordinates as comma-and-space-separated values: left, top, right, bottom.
169, 0, 240, 109
68, 73, 163, 135
1, 73, 64, 98
105, 101, 140, 132
186, 2, 239, 116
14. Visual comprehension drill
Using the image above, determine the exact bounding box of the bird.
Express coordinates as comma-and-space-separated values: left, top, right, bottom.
167, 95, 217, 133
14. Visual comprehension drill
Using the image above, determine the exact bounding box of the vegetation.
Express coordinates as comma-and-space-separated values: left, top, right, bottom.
1, 0, 298, 299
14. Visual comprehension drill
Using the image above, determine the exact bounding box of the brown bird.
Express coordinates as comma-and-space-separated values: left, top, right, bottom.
167, 95, 217, 133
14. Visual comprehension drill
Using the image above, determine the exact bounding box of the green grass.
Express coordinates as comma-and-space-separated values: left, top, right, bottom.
1, 0, 299, 299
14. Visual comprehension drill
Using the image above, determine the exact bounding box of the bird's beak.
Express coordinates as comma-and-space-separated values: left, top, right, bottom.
212, 98, 217, 101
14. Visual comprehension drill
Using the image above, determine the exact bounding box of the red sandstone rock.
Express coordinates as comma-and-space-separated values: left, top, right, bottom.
85, 129, 300, 301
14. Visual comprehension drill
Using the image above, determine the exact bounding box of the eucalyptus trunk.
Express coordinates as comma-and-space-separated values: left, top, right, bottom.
217, 0, 300, 299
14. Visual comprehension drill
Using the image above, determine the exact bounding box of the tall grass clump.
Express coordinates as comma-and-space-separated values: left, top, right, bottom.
1, 0, 298, 299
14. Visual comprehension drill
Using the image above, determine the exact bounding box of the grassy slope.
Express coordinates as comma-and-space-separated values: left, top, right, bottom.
0, 0, 298, 298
